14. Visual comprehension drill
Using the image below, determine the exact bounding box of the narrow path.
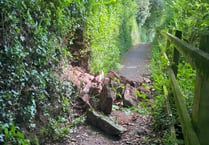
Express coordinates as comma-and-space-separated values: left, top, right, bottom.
66, 43, 154, 145
119, 43, 151, 81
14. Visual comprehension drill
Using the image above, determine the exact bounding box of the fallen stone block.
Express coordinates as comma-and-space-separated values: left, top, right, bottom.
86, 110, 127, 135
99, 85, 113, 115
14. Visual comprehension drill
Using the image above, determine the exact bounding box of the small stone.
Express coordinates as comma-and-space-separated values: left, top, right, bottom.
143, 77, 151, 83
136, 128, 145, 135
71, 138, 76, 142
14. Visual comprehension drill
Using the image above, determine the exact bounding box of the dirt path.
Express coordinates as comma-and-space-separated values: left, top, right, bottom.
119, 43, 151, 81
67, 113, 155, 145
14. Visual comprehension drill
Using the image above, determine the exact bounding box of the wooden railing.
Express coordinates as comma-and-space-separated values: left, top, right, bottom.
162, 31, 209, 145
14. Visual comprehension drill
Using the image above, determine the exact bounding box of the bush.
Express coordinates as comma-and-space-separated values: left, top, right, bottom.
0, 0, 75, 143
85, 0, 139, 73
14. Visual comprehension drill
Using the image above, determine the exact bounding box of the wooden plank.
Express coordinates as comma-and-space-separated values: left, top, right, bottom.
163, 32, 209, 76
165, 29, 172, 54
172, 30, 182, 76
192, 74, 209, 145
164, 47, 177, 143
164, 43, 177, 144
192, 35, 209, 145
168, 66, 200, 145
163, 85, 177, 145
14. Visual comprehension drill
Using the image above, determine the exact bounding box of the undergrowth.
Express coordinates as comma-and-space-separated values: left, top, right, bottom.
0, 0, 76, 144
150, 31, 196, 144
86, 0, 139, 73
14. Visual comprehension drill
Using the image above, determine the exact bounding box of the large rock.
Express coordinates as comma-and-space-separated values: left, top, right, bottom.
99, 84, 114, 115
86, 110, 127, 135
123, 84, 138, 107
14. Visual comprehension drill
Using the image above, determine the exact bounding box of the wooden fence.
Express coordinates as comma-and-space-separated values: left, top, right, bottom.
162, 30, 209, 145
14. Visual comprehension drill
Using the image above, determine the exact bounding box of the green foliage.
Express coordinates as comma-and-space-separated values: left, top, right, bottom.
150, 33, 179, 144
112, 77, 125, 99
112, 105, 120, 111
72, 115, 86, 126
144, 0, 165, 28
48, 117, 71, 141
138, 0, 165, 42
150, 35, 169, 92
164, 0, 209, 44
85, 0, 139, 73
0, 123, 30, 145
0, 0, 75, 143
177, 62, 196, 112
131, 18, 141, 44
136, 90, 147, 100
150, 1, 207, 143
136, 0, 151, 26
162, 130, 184, 145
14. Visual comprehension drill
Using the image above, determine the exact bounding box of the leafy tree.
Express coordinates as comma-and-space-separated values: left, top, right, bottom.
169, 0, 209, 44
85, 0, 139, 73
136, 0, 151, 26
138, 0, 165, 41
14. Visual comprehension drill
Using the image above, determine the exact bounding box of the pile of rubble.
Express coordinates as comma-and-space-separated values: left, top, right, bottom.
63, 65, 154, 136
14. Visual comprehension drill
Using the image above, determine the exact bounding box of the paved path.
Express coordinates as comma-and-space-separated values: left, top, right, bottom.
119, 43, 151, 81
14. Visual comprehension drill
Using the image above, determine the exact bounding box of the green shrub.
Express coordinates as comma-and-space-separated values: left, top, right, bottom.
85, 0, 138, 73
0, 0, 75, 143
0, 123, 30, 145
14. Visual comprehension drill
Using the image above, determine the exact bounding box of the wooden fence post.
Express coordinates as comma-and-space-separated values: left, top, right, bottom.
192, 35, 209, 145
166, 30, 172, 51
172, 30, 182, 76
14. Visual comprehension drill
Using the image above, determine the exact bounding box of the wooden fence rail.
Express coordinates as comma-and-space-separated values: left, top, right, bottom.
162, 31, 209, 145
